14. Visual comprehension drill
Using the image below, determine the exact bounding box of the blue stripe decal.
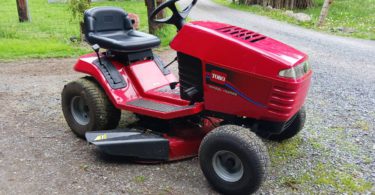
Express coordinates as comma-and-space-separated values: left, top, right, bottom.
224, 83, 267, 108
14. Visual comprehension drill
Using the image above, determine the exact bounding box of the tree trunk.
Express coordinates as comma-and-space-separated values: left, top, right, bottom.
145, 0, 156, 34
16, 0, 30, 22
145, 0, 165, 34
80, 21, 85, 41
316, 0, 333, 27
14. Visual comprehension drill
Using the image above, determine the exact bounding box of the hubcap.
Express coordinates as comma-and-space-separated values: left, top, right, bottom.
70, 96, 90, 125
212, 150, 244, 182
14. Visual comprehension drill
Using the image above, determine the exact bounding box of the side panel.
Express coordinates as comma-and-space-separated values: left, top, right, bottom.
126, 60, 190, 105
203, 63, 312, 122
204, 64, 271, 120
127, 60, 171, 92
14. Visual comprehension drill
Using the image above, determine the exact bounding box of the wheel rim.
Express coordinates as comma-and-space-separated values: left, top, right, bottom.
212, 150, 244, 182
70, 96, 90, 125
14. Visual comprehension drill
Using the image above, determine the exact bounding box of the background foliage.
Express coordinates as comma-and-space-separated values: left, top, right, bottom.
0, 0, 175, 60
215, 0, 375, 40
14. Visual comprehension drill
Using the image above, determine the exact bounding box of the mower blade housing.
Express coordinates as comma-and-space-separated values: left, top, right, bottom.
85, 129, 169, 161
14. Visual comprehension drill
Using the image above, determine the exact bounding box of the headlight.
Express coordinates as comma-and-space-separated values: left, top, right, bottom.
279, 61, 311, 79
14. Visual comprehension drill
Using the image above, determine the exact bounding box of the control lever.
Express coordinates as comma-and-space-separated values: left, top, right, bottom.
164, 57, 177, 69
92, 44, 102, 65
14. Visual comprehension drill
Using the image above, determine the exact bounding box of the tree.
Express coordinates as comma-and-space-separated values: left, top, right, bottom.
237, 0, 314, 9
68, 0, 91, 40
16, 0, 30, 22
316, 0, 334, 27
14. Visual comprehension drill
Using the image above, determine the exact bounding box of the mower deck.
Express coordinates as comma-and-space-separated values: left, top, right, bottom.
86, 116, 219, 161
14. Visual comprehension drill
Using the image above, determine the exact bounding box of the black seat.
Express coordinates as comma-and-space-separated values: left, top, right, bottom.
84, 7, 161, 52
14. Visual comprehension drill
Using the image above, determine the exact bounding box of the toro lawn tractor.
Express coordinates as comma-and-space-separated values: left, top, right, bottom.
61, 0, 312, 194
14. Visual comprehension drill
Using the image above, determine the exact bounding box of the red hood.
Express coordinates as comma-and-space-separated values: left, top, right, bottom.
170, 21, 308, 78
190, 21, 307, 67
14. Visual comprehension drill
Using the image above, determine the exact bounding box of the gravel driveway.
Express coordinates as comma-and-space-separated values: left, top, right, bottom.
1, 0, 374, 194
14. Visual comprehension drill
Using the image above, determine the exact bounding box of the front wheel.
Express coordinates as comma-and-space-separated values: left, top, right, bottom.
199, 125, 270, 194
61, 77, 121, 138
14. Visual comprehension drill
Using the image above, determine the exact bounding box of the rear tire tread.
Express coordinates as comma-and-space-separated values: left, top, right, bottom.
62, 77, 121, 138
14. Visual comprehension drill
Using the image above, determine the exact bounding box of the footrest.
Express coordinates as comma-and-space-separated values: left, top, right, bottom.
124, 98, 203, 119
127, 98, 195, 113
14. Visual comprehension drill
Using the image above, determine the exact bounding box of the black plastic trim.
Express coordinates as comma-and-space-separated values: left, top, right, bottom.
109, 49, 154, 65
93, 57, 127, 89
178, 52, 203, 102
128, 50, 153, 63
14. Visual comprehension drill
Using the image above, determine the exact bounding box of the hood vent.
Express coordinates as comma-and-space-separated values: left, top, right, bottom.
216, 26, 266, 43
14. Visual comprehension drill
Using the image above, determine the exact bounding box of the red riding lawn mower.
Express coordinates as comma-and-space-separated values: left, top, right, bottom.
61, 0, 312, 194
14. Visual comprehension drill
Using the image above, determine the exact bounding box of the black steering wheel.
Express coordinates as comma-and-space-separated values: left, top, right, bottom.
149, 0, 198, 30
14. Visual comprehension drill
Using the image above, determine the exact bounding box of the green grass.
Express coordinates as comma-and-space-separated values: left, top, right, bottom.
156, 25, 177, 46
0, 0, 176, 60
134, 175, 146, 183
297, 162, 372, 193
353, 120, 370, 131
267, 132, 373, 193
214, 0, 375, 40
268, 136, 305, 165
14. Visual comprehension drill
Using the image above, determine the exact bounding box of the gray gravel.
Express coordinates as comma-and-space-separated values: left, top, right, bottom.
0, 0, 374, 194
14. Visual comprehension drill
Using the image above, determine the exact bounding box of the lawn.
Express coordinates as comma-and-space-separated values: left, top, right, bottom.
0, 0, 175, 60
214, 0, 375, 40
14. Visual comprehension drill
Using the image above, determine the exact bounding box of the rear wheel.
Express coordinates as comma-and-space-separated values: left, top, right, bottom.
199, 125, 269, 194
61, 77, 121, 138
268, 107, 306, 141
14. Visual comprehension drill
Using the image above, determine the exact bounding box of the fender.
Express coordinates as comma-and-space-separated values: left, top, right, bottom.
73, 53, 140, 109
72, 54, 199, 119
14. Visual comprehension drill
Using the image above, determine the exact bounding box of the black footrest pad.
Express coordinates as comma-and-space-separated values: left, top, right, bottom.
93, 58, 127, 89
127, 98, 194, 113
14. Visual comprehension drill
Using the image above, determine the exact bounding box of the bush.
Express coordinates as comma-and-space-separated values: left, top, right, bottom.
68, 0, 91, 21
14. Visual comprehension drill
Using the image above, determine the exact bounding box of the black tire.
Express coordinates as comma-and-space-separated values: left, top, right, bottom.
61, 77, 121, 138
199, 125, 270, 195
268, 107, 306, 141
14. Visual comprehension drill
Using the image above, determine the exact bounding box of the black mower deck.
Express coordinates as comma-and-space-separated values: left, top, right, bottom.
86, 129, 169, 160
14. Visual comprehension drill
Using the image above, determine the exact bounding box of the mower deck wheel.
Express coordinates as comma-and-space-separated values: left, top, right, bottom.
61, 77, 121, 138
199, 125, 270, 194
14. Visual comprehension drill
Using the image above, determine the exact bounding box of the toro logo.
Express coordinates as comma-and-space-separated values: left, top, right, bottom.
209, 70, 227, 85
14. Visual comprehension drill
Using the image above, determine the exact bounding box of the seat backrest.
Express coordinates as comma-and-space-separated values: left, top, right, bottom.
84, 7, 133, 43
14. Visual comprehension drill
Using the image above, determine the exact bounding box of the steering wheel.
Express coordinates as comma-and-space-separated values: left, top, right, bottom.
149, 0, 198, 30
